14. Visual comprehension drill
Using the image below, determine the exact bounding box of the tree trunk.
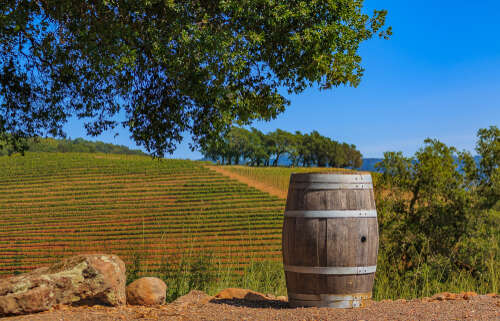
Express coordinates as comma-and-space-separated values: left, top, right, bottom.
273, 152, 282, 166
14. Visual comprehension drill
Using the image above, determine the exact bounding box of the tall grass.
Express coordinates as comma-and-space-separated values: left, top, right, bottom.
125, 230, 287, 301
126, 247, 498, 302
373, 249, 499, 300
126, 251, 287, 302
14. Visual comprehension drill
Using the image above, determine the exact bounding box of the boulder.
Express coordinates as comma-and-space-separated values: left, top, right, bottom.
0, 254, 126, 317
214, 288, 269, 301
126, 277, 166, 306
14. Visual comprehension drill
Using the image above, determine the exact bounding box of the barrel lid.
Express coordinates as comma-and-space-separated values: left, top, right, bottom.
290, 173, 372, 184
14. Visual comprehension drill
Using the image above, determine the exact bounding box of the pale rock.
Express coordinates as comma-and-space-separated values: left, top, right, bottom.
0, 254, 126, 317
461, 291, 478, 300
172, 290, 212, 306
214, 288, 268, 301
431, 292, 457, 301
126, 277, 166, 306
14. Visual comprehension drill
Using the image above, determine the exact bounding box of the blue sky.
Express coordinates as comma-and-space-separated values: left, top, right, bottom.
64, 0, 500, 159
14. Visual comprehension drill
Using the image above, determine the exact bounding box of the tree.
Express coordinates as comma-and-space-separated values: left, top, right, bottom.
288, 131, 303, 167
374, 130, 500, 279
268, 129, 293, 166
345, 143, 363, 168
298, 133, 315, 167
326, 140, 345, 167
0, 1, 391, 157
199, 139, 225, 164
226, 127, 248, 165
471, 126, 500, 208
246, 128, 267, 166
309, 131, 330, 167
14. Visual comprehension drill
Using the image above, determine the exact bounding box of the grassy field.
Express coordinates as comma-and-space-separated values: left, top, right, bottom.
0, 153, 285, 277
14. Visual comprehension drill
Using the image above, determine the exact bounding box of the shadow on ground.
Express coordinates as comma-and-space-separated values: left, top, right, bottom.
209, 298, 291, 309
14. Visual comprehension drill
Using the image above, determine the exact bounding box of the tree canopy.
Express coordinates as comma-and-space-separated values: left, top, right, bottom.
200, 126, 363, 168
375, 126, 500, 282
0, 0, 390, 157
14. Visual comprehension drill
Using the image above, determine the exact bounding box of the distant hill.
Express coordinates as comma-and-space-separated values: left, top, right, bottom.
0, 137, 146, 156
359, 156, 482, 172
358, 158, 383, 172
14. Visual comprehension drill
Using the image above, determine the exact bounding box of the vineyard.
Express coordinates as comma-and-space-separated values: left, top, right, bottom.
0, 153, 286, 277
2, 152, 497, 300
217, 165, 366, 198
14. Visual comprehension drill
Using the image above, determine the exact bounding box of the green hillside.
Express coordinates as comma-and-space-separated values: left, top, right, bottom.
0, 153, 285, 277
0, 137, 146, 156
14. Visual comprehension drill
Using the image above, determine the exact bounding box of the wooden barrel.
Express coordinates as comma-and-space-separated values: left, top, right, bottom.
282, 173, 378, 308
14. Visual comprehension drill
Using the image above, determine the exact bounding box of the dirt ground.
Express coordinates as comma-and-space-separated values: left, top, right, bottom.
4, 292, 499, 321
205, 165, 286, 199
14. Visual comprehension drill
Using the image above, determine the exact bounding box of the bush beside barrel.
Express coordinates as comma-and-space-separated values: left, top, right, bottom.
282, 173, 378, 308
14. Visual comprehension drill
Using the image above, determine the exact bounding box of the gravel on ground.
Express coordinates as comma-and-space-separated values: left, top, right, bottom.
3, 292, 499, 321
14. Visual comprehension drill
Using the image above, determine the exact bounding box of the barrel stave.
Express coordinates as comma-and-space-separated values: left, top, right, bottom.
286, 189, 375, 211
326, 218, 378, 267
282, 173, 379, 308
285, 273, 375, 294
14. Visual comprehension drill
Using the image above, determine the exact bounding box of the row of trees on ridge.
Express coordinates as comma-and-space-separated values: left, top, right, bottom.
201, 127, 363, 168
0, 137, 145, 156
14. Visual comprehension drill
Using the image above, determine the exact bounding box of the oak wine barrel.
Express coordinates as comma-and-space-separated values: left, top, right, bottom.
282, 173, 378, 308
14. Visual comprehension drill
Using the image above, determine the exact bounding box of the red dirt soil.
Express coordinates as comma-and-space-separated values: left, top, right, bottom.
3, 292, 499, 321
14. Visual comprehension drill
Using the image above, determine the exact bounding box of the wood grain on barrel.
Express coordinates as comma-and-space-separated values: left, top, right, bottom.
282, 173, 379, 303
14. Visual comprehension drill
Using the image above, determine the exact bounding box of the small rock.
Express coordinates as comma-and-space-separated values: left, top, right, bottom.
214, 288, 268, 301
395, 299, 407, 303
0, 254, 126, 317
431, 292, 457, 301
276, 296, 287, 301
49, 304, 70, 311
172, 290, 212, 306
126, 277, 166, 306
461, 291, 477, 300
